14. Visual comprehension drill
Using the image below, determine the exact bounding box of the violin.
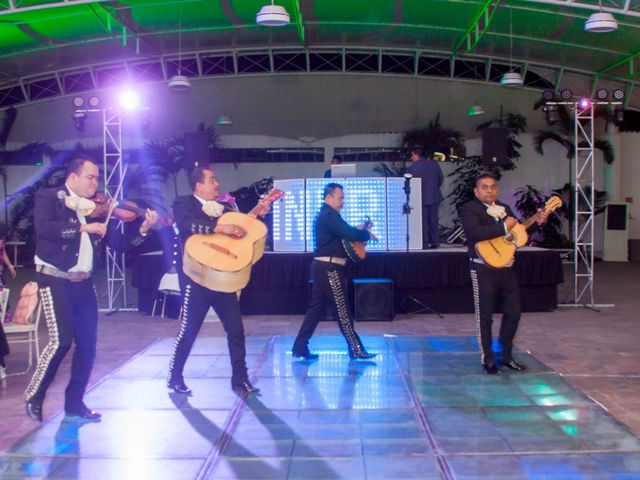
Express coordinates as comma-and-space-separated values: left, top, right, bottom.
62, 192, 172, 226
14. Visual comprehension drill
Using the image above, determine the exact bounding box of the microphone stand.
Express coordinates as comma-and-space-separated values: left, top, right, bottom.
398, 174, 443, 318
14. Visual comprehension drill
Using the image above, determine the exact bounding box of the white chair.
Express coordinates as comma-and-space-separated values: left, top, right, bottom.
2, 294, 42, 376
152, 271, 182, 319
0, 288, 9, 323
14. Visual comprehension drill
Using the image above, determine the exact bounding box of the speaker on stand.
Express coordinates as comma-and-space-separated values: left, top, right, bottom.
482, 128, 509, 167
183, 131, 210, 170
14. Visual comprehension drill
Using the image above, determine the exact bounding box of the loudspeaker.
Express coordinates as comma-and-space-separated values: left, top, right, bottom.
482, 128, 509, 166
353, 278, 394, 321
184, 132, 209, 169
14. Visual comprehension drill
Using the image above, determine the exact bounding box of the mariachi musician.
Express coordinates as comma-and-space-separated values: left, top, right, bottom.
459, 173, 548, 375
291, 182, 376, 361
167, 165, 259, 397
25, 153, 159, 422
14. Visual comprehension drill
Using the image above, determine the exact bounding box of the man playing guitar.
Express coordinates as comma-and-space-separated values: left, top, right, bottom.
291, 182, 376, 361
167, 166, 259, 397
459, 173, 549, 375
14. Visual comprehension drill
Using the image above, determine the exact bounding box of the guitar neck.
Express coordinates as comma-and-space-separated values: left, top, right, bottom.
248, 203, 264, 219
521, 215, 538, 230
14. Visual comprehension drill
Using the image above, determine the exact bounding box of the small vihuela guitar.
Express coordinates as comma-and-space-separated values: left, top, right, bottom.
342, 216, 373, 263
475, 196, 563, 268
183, 188, 284, 292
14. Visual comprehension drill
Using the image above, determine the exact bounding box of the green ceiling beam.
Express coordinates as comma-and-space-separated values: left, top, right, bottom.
293, 0, 304, 43
454, 0, 501, 54
597, 49, 640, 77
92, 3, 160, 55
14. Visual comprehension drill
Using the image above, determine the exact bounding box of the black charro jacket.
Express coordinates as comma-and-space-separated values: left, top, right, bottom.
34, 186, 148, 272
459, 198, 517, 260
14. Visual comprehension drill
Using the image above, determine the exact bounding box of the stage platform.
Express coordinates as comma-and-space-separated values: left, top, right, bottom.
132, 247, 564, 318
239, 247, 564, 315
2, 334, 639, 479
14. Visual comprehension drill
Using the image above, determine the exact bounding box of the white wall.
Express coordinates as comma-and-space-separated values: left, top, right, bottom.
2, 73, 639, 246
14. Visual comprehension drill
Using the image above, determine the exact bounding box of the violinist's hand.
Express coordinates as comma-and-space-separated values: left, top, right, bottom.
81, 222, 107, 238
368, 231, 378, 242
140, 209, 159, 236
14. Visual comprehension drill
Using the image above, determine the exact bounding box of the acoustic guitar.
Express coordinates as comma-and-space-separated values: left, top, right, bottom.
475, 196, 563, 269
183, 189, 284, 292
342, 216, 372, 263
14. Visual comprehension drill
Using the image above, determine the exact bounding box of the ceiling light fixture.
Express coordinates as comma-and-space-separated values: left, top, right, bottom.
256, 1, 290, 26
216, 115, 233, 126
467, 104, 485, 117
501, 8, 523, 87
585, 2, 618, 33
170, 7, 191, 91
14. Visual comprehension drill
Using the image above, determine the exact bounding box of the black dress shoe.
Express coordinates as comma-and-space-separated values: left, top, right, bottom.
482, 363, 501, 375
502, 360, 526, 371
292, 351, 319, 361
65, 408, 102, 421
232, 381, 260, 397
167, 380, 192, 395
349, 351, 377, 360
26, 398, 43, 422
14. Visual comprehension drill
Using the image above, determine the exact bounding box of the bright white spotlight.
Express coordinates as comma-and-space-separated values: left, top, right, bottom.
118, 89, 141, 111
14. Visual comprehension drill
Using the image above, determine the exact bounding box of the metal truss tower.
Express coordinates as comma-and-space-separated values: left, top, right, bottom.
573, 103, 595, 306
102, 109, 128, 312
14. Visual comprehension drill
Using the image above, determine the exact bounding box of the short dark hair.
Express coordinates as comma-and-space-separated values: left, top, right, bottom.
66, 153, 98, 179
474, 172, 499, 187
189, 167, 211, 192
323, 182, 343, 198
188, 166, 211, 191
411, 146, 425, 157
331, 155, 342, 163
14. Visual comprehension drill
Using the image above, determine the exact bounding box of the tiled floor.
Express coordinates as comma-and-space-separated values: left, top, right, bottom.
1, 261, 640, 479
2, 333, 640, 479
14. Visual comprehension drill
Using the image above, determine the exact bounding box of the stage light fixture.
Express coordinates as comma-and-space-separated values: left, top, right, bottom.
73, 96, 84, 107
612, 88, 625, 101
560, 88, 573, 100
118, 89, 140, 111
542, 89, 555, 101
72, 111, 87, 132
88, 95, 100, 107
595, 88, 609, 100
256, 0, 290, 26
613, 105, 624, 125
578, 98, 591, 110
543, 105, 560, 125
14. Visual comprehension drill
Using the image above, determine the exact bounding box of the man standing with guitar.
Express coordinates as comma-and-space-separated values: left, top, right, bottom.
292, 183, 376, 361
459, 173, 549, 374
168, 166, 259, 397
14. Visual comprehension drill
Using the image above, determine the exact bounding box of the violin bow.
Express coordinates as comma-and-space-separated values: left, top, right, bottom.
103, 164, 129, 225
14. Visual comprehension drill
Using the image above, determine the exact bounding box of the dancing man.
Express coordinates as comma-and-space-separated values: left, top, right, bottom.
292, 182, 376, 361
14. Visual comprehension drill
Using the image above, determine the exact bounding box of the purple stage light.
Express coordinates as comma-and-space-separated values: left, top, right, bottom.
578, 97, 591, 110
118, 89, 140, 110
